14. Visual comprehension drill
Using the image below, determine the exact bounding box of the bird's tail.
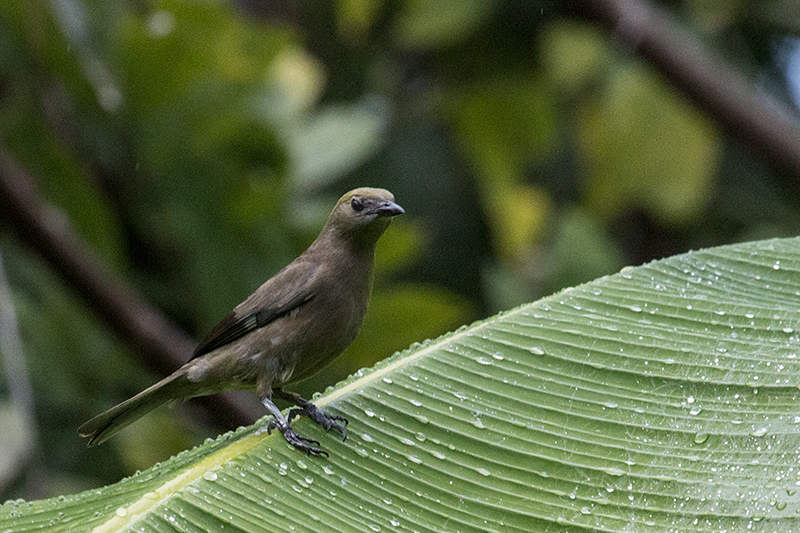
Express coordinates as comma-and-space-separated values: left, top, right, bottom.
79, 371, 189, 447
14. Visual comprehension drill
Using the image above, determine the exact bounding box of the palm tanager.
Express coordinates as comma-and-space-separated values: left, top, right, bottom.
79, 187, 404, 455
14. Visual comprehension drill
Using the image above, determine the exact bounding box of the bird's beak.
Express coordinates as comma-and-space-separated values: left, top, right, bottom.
376, 200, 405, 217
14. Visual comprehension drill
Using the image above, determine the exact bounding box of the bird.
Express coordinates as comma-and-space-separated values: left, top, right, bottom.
79, 187, 404, 456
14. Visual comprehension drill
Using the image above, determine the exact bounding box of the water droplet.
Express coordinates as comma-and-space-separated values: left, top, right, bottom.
364, 408, 376, 417
398, 436, 415, 446
531, 347, 545, 355
775, 501, 787, 510
407, 454, 423, 464
472, 419, 486, 429
629, 305, 642, 312
476, 356, 492, 365
368, 524, 381, 532
477, 467, 491, 476
492, 353, 504, 360
203, 471, 218, 481
356, 448, 369, 457
322, 465, 334, 475
431, 450, 446, 460
784, 327, 794, 334
361, 433, 374, 443
414, 414, 430, 424
602, 401, 618, 409
115, 507, 127, 517
296, 460, 308, 470
600, 466, 625, 476
415, 432, 427, 442
694, 432, 709, 444
750, 428, 768, 437
382, 377, 393, 384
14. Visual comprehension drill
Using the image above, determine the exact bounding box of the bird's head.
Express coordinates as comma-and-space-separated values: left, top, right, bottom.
322, 187, 404, 247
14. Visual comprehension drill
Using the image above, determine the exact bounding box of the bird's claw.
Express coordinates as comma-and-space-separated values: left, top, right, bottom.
267, 419, 327, 456
288, 405, 348, 442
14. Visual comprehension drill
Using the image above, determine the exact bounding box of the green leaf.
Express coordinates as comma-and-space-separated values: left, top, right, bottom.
5, 237, 800, 531
394, 0, 497, 50
286, 101, 389, 190
540, 21, 612, 91
580, 64, 721, 225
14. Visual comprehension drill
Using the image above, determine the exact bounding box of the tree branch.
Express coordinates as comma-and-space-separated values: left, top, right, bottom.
0, 144, 260, 429
568, 0, 800, 180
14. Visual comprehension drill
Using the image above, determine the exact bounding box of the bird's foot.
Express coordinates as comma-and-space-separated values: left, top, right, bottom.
267, 418, 328, 457
288, 403, 348, 441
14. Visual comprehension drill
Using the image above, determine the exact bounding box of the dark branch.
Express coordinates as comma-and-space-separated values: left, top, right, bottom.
568, 0, 800, 179
0, 144, 259, 428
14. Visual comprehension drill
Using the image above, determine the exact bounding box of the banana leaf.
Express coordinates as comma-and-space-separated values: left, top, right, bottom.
3, 237, 800, 532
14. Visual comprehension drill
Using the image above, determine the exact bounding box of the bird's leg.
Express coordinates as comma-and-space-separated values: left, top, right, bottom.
273, 388, 348, 441
261, 397, 328, 457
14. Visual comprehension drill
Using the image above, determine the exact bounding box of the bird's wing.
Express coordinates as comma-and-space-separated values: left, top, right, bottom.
190, 260, 318, 360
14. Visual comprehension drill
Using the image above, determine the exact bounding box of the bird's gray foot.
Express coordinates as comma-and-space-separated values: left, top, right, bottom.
262, 397, 328, 456
275, 389, 348, 441
266, 418, 327, 457
288, 403, 348, 441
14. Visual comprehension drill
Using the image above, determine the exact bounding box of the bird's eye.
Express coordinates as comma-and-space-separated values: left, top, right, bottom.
351, 198, 364, 212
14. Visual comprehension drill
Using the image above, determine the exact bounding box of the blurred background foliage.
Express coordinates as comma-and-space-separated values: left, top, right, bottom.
1, 0, 800, 502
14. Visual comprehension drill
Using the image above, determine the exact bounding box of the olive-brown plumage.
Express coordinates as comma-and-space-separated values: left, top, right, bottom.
79, 188, 404, 455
